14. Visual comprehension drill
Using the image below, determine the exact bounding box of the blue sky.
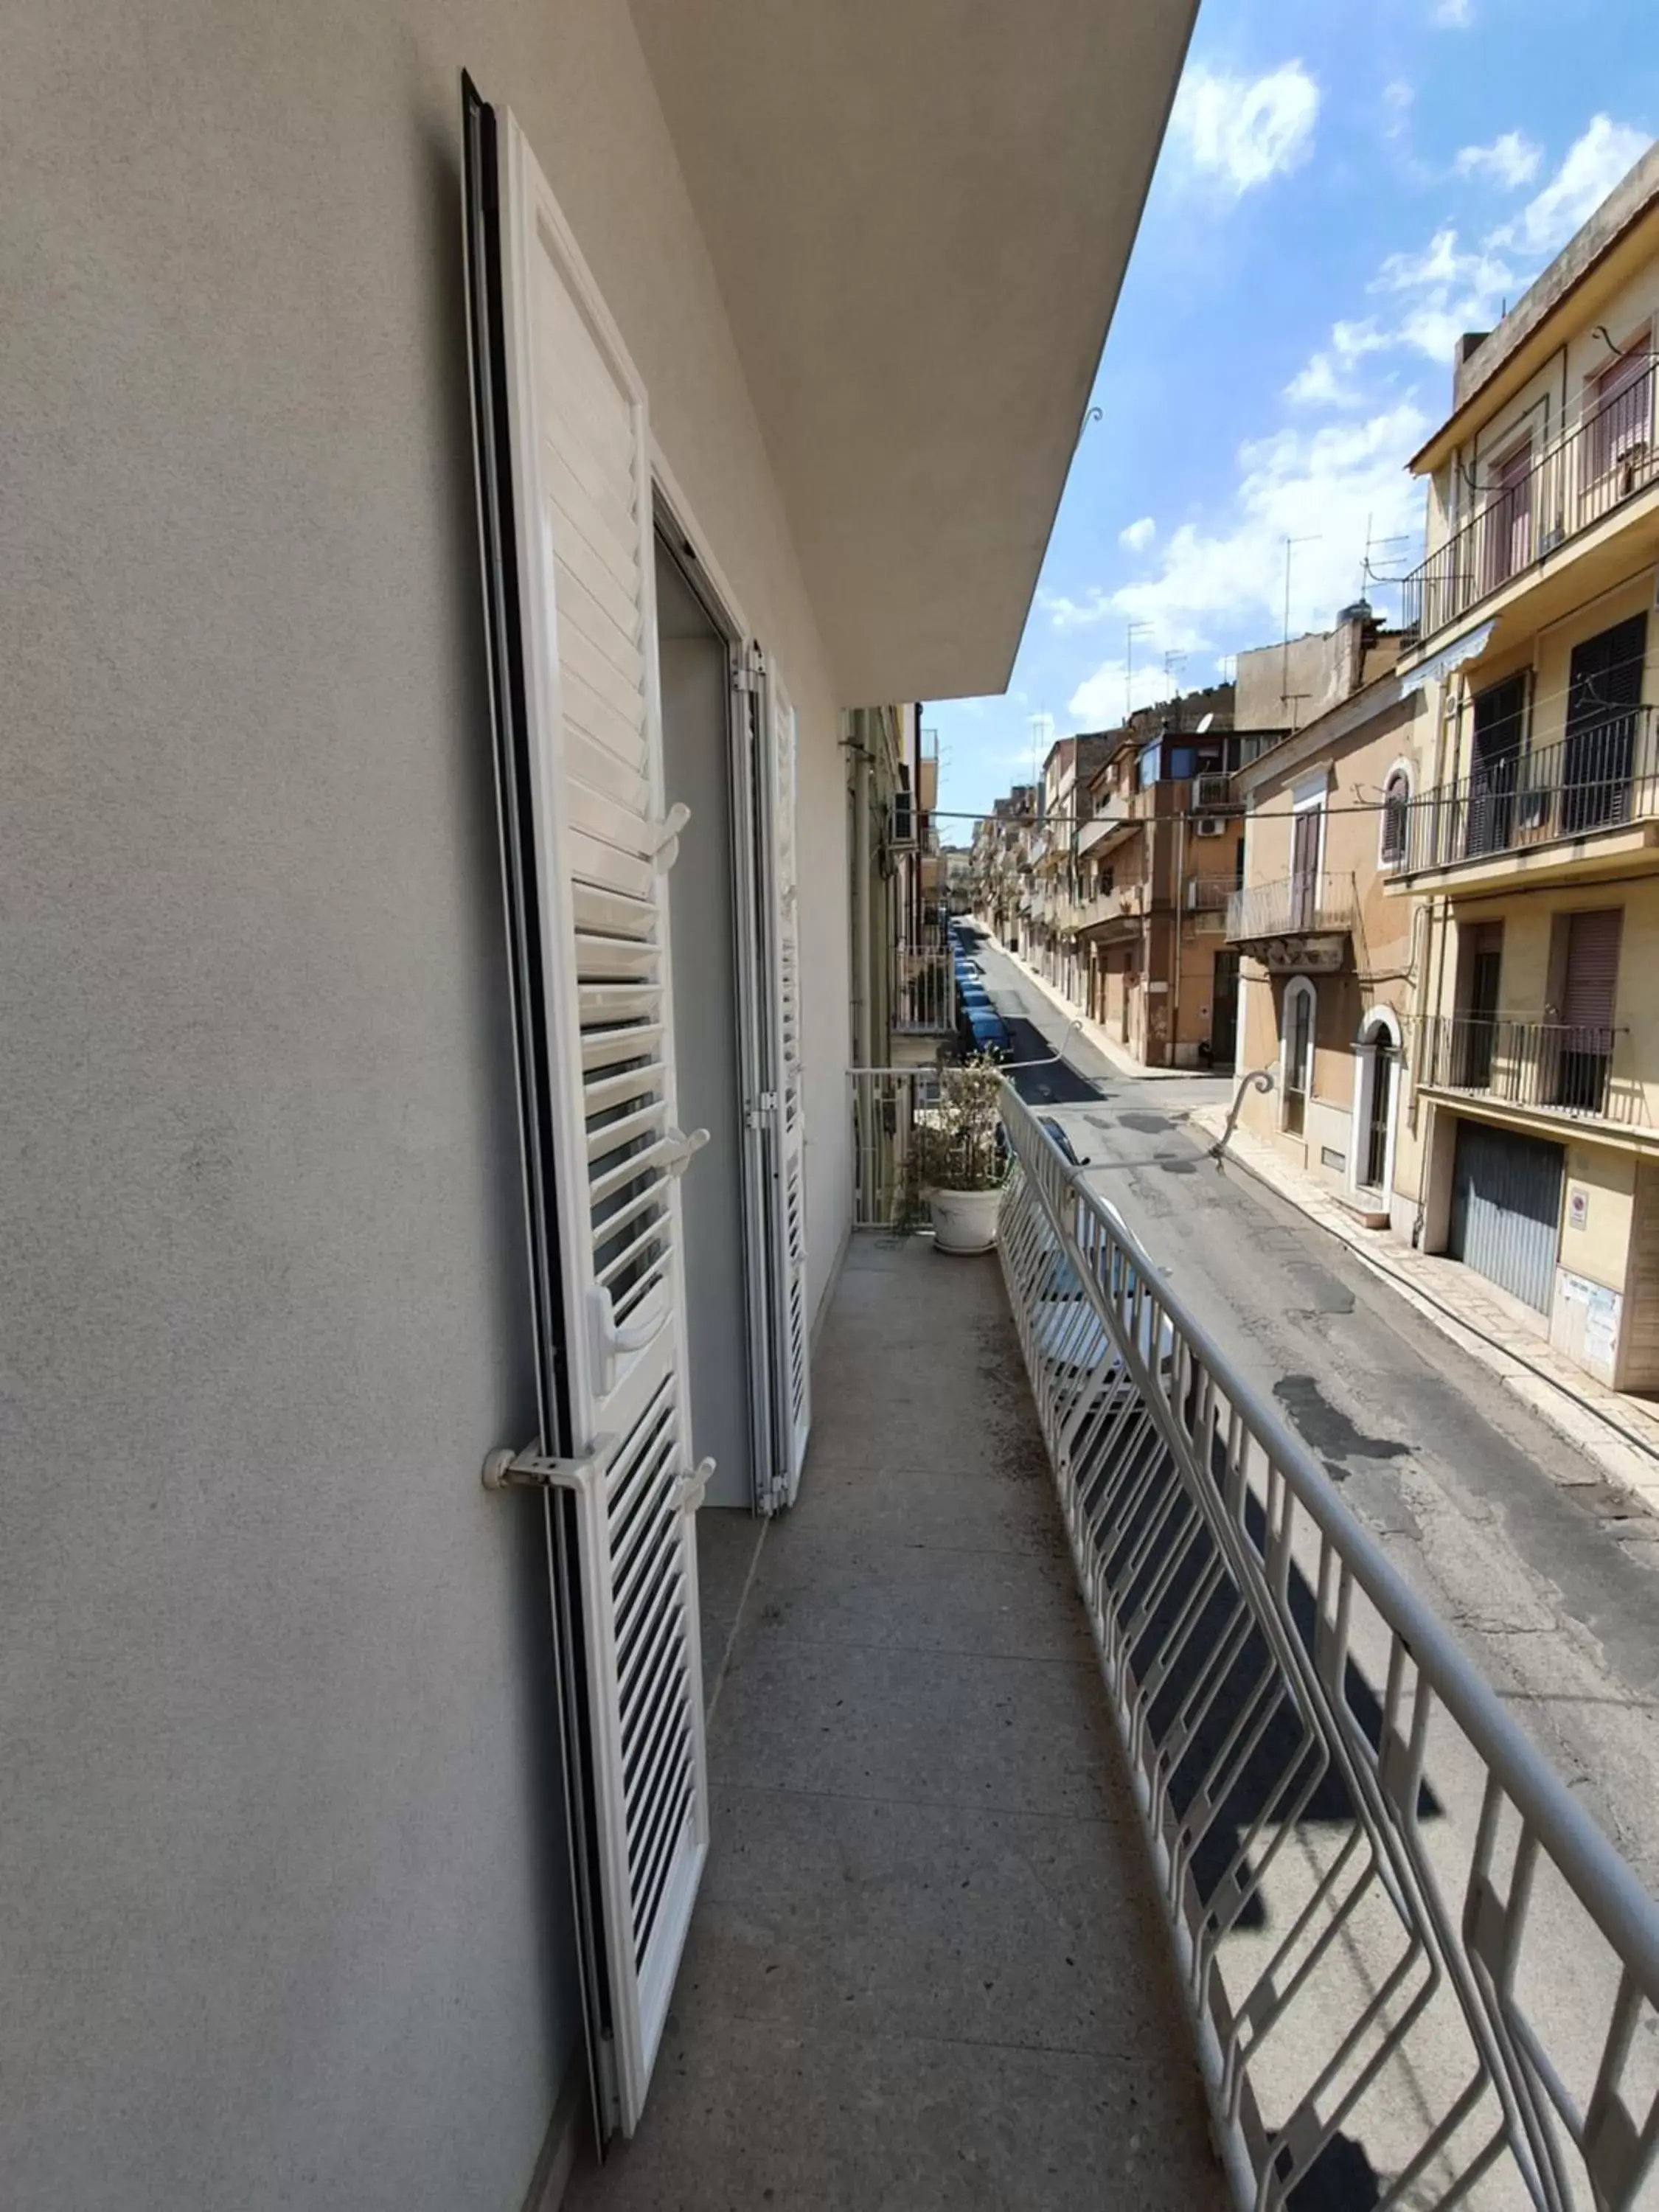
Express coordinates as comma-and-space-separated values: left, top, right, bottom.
931, 0, 1658, 827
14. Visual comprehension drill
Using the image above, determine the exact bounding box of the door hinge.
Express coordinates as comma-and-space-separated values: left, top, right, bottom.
745, 1091, 779, 1129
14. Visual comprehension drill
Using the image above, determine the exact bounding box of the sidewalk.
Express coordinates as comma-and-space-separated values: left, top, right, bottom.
978, 929, 1659, 1522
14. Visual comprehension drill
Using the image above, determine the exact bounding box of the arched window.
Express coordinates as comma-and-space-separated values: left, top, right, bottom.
1353, 1006, 1402, 1194
1380, 768, 1411, 869
1281, 978, 1316, 1136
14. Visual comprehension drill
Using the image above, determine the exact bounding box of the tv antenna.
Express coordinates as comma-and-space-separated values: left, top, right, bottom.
1125, 620, 1153, 721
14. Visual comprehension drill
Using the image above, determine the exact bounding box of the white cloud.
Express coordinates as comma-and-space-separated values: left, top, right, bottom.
1368, 226, 1516, 361
1040, 588, 1113, 633
1453, 130, 1542, 189
1068, 659, 1177, 726
1101, 403, 1430, 649
1119, 515, 1157, 554
1285, 319, 1390, 406
1430, 0, 1473, 27
1489, 116, 1652, 257
1168, 61, 1319, 198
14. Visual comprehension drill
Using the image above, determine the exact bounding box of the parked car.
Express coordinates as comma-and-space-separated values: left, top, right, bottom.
962, 1004, 1014, 1061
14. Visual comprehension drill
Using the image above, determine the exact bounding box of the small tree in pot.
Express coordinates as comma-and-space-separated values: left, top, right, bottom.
908, 1056, 1007, 1253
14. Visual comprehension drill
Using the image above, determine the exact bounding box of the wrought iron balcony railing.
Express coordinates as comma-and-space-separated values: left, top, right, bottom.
1399, 708, 1659, 874
1402, 365, 1658, 639
1419, 1013, 1632, 1124
1225, 871, 1356, 945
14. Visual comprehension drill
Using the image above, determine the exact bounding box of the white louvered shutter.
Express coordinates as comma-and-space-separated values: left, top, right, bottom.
762, 670, 812, 1502
484, 102, 709, 2135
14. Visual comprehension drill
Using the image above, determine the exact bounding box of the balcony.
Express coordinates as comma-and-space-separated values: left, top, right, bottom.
1402, 364, 1659, 644
1070, 883, 1146, 939
1186, 876, 1234, 932
1078, 795, 1139, 856
1395, 709, 1659, 888
571, 1093, 1659, 2212
1420, 1013, 1641, 1130
892, 941, 956, 1036
1225, 871, 1356, 968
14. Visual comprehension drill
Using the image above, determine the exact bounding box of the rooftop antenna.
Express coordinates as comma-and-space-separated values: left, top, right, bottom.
1125, 619, 1153, 721
1163, 647, 1188, 689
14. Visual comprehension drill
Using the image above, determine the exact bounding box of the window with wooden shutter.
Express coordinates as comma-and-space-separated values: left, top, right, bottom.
464, 83, 709, 2140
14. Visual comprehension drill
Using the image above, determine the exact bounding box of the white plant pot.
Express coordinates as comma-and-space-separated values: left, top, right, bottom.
930, 1186, 1001, 1255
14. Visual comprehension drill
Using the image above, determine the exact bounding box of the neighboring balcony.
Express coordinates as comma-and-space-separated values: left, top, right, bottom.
1185, 876, 1234, 933
1069, 881, 1145, 941
892, 941, 956, 1036
1225, 871, 1356, 969
1394, 708, 1659, 891
1419, 1012, 1640, 1131
1401, 365, 1659, 647
1077, 796, 1139, 857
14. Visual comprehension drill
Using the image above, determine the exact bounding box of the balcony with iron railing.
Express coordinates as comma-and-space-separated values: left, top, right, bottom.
582, 1082, 1659, 2211
1186, 875, 1235, 932
1397, 707, 1659, 885
1419, 1012, 1641, 1129
1402, 365, 1659, 643
891, 937, 956, 1035
1225, 870, 1357, 947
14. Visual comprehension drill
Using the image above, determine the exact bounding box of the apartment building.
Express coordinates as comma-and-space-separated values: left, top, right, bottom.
1026, 732, 1113, 997
1, 7, 1199, 2205
1229, 609, 1419, 1219
1070, 689, 1256, 1068
1391, 139, 1659, 1390
971, 785, 1037, 948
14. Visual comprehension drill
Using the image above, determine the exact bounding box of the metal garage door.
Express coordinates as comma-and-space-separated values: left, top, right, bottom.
1448, 1119, 1564, 1314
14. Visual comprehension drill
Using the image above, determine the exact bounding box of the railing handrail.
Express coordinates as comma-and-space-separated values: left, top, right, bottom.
999, 1084, 1659, 1971
995, 1083, 1659, 2208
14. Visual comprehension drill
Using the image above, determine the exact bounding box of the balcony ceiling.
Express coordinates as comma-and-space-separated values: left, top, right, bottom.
629, 0, 1197, 703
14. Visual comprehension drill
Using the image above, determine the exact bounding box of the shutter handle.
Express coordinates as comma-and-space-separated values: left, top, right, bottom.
652, 802, 692, 873
672, 1457, 716, 1513
665, 1126, 710, 1177
588, 1283, 669, 1380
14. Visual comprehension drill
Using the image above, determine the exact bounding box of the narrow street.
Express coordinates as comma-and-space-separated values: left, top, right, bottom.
970, 930, 1659, 1893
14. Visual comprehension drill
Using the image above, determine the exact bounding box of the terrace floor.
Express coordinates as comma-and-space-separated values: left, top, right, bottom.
567, 1234, 1225, 2211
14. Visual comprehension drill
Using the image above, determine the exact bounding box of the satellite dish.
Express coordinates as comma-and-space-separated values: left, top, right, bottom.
1195, 712, 1215, 734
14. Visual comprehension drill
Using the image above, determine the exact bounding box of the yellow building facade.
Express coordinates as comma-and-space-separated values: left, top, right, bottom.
1393, 142, 1659, 1391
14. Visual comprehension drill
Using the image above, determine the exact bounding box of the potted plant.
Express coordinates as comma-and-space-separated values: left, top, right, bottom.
909, 1057, 1007, 1253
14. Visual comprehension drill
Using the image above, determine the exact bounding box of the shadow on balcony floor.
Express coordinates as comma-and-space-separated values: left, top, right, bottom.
567, 1234, 1225, 2211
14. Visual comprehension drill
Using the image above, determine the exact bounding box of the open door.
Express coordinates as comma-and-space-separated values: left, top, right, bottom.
462, 78, 709, 2140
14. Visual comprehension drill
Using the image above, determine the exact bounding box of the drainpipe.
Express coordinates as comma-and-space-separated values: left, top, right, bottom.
851, 713, 874, 1068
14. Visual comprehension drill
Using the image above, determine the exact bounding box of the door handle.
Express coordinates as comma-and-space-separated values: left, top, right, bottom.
588, 1283, 669, 1382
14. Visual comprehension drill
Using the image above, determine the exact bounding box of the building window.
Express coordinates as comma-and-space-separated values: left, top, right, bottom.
1380, 768, 1411, 869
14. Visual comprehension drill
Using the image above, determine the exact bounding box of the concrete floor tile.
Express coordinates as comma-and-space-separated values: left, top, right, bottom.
790, 1462, 1070, 1560
709, 1634, 1126, 1822
696, 1508, 765, 1705
566, 2005, 1225, 2211
688, 1782, 1185, 2056
751, 1518, 1092, 1661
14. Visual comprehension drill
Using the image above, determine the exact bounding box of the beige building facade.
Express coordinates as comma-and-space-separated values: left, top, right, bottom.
1394, 140, 1659, 1391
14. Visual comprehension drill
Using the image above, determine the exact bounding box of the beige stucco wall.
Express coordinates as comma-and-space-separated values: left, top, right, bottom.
1, 4, 850, 2208
1237, 695, 1427, 1206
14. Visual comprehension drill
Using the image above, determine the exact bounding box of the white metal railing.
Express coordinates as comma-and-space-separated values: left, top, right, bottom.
996, 1086, 1659, 2212
892, 939, 957, 1035
1225, 870, 1356, 944
849, 1065, 950, 1231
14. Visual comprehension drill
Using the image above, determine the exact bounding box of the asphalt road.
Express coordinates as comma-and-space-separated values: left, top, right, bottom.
967, 928, 1659, 1893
